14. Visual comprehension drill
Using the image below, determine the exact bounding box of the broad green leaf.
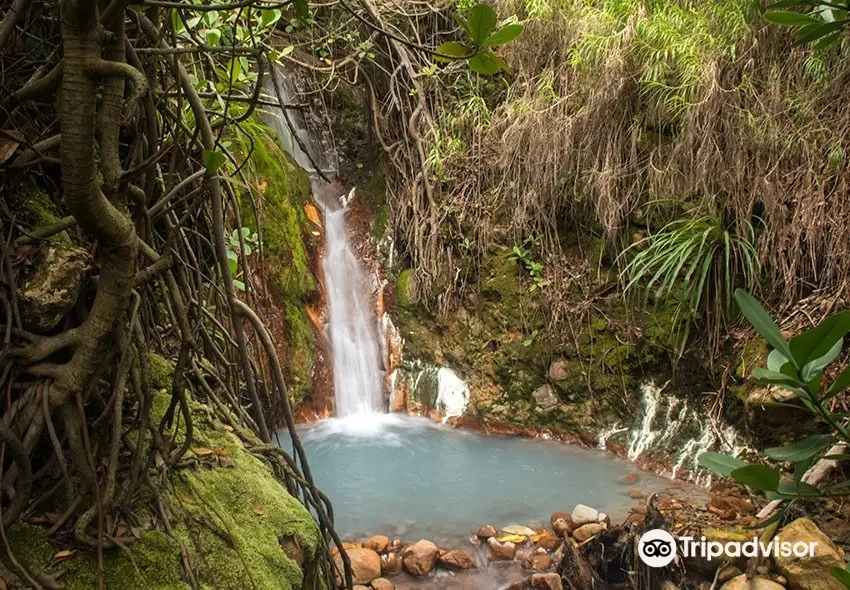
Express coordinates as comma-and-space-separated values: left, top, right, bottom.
698, 452, 747, 477
763, 11, 821, 26
823, 454, 850, 461
227, 257, 238, 276
467, 3, 498, 46
233, 279, 246, 291
206, 28, 221, 45
483, 23, 523, 46
468, 51, 503, 75
829, 566, 850, 589
795, 19, 847, 44
731, 464, 780, 491
790, 310, 850, 369
767, 349, 791, 372
735, 289, 794, 366
752, 367, 799, 385
434, 42, 471, 62
766, 434, 834, 462
776, 481, 822, 497
295, 0, 309, 19
801, 338, 843, 382
203, 150, 226, 175
261, 9, 280, 28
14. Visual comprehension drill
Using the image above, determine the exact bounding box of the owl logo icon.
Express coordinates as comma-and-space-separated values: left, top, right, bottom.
638, 529, 677, 567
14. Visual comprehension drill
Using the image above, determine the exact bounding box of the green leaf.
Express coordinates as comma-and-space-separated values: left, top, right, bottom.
483, 23, 523, 46
730, 464, 780, 491
830, 566, 850, 589
467, 3, 498, 46
790, 310, 850, 369
206, 28, 221, 45
735, 289, 794, 367
434, 42, 472, 62
766, 434, 834, 462
261, 9, 280, 27
775, 480, 823, 497
203, 150, 226, 175
698, 452, 747, 477
763, 10, 821, 26
227, 257, 238, 276
767, 349, 791, 372
294, 0, 309, 19
752, 367, 799, 385
468, 51, 503, 75
795, 19, 847, 44
823, 454, 850, 461
233, 279, 246, 292
802, 338, 843, 382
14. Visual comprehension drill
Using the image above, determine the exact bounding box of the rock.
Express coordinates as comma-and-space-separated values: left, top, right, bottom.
19, 245, 90, 333
364, 535, 390, 553
548, 360, 570, 382
552, 518, 572, 537
597, 513, 611, 526
354, 586, 370, 590
720, 574, 785, 590
438, 549, 477, 570
572, 523, 605, 542
533, 385, 560, 411
717, 566, 743, 583
504, 525, 538, 536
550, 512, 569, 528
389, 538, 403, 552
523, 550, 553, 571
477, 525, 498, 539
530, 572, 563, 590
660, 582, 678, 590
380, 552, 402, 575
619, 472, 639, 484
504, 582, 527, 590
536, 530, 561, 550
774, 517, 846, 590
571, 504, 599, 526
488, 536, 517, 561
773, 575, 787, 586
278, 534, 304, 567
371, 578, 394, 590
402, 539, 439, 577
335, 547, 381, 586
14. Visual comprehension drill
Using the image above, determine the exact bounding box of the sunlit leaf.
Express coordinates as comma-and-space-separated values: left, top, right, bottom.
766, 434, 833, 462
468, 51, 503, 75
730, 464, 780, 491
203, 150, 226, 175
467, 3, 498, 46
698, 452, 747, 477
483, 23, 523, 46
763, 11, 821, 26
434, 42, 471, 62
735, 289, 794, 366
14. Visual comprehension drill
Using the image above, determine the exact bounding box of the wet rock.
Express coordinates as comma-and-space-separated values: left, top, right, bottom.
533, 385, 560, 411
717, 565, 743, 583
402, 539, 439, 577
523, 549, 553, 571
660, 582, 678, 590
364, 535, 390, 553
504, 581, 527, 590
488, 536, 517, 561
549, 512, 569, 528
19, 245, 90, 333
380, 552, 402, 575
389, 538, 403, 552
536, 530, 561, 550
597, 513, 611, 526
371, 578, 394, 590
354, 585, 370, 590
477, 525, 498, 539
619, 472, 639, 484
336, 547, 381, 586
552, 517, 573, 537
775, 517, 845, 590
438, 549, 477, 570
548, 360, 570, 382
530, 572, 563, 590
571, 504, 598, 526
572, 523, 605, 542
719, 574, 784, 590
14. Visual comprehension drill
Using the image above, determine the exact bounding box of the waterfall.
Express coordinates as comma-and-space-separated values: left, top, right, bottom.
265, 67, 384, 418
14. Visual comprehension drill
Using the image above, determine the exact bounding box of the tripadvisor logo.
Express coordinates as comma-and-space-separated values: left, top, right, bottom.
638, 529, 819, 568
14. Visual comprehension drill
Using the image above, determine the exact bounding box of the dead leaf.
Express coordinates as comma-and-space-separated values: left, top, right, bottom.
221, 424, 234, 432
53, 549, 74, 561
252, 506, 265, 516
304, 202, 321, 227
191, 447, 215, 456
0, 132, 21, 164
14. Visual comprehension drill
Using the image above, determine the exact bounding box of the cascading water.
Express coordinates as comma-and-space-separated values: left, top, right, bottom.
265, 69, 383, 417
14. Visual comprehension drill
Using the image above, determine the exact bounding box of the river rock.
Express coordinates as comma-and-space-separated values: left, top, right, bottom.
571, 504, 598, 526
523, 549, 553, 571
717, 565, 743, 583
597, 513, 611, 526
548, 360, 570, 382
364, 535, 390, 553
476, 524, 497, 539
354, 586, 370, 590
438, 549, 477, 570
530, 572, 563, 590
389, 538, 403, 552
552, 517, 573, 537
335, 547, 381, 585
536, 530, 561, 550
380, 552, 402, 575
572, 523, 605, 542
371, 578, 394, 590
774, 517, 846, 590
533, 385, 560, 411
402, 539, 439, 576
719, 574, 784, 590
488, 536, 517, 560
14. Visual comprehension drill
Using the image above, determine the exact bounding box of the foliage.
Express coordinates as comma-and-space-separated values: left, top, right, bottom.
699, 289, 850, 585
226, 227, 260, 292
764, 0, 850, 48
508, 235, 550, 292
436, 3, 524, 74
620, 210, 760, 351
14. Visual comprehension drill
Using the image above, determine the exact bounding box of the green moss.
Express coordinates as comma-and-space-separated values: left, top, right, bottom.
396, 269, 415, 309
14, 178, 71, 245
736, 338, 768, 379
149, 353, 175, 390
373, 204, 389, 239
2, 523, 53, 572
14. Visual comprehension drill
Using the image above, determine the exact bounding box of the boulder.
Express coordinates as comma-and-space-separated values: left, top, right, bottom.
371, 578, 394, 590
363, 535, 390, 553
380, 552, 402, 575
402, 539, 439, 577
548, 360, 570, 382
572, 523, 605, 542
437, 549, 477, 570
571, 505, 599, 526
523, 549, 553, 571
533, 385, 560, 411
19, 245, 90, 333
775, 517, 846, 590
476, 525, 498, 539
488, 536, 517, 561
719, 574, 785, 590
530, 572, 563, 590
335, 547, 381, 586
